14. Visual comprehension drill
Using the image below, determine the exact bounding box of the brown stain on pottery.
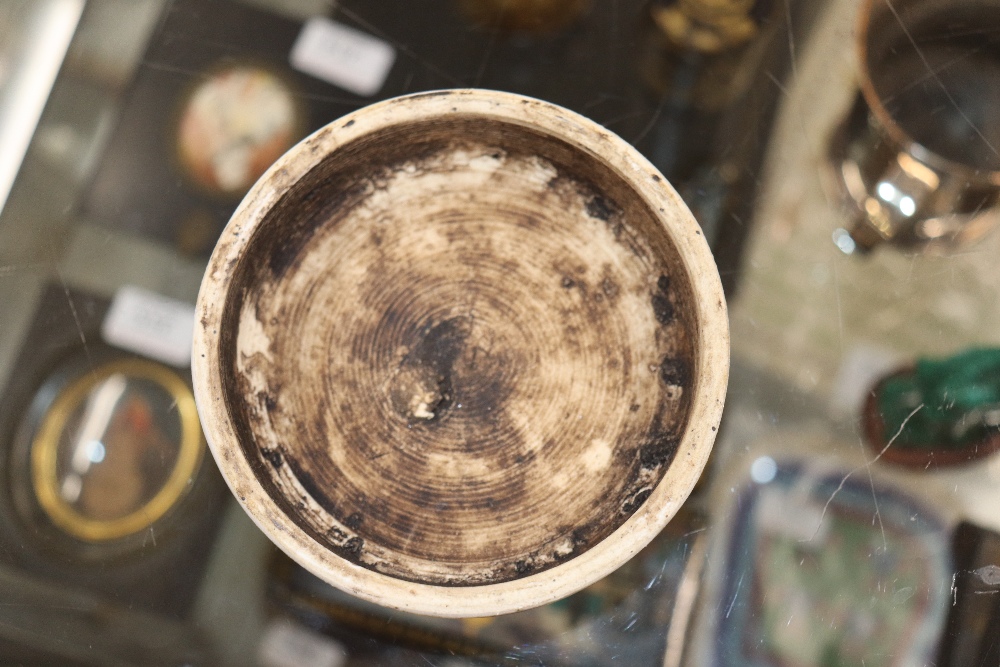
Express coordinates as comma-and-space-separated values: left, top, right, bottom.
217, 118, 696, 586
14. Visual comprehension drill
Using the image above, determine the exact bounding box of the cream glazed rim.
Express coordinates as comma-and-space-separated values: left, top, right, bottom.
191, 89, 729, 618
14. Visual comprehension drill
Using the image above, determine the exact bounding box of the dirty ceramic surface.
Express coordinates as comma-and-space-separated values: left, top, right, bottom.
192, 89, 729, 617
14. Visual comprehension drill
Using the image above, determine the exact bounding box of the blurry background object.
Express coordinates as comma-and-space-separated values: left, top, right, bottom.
937, 521, 1000, 667
0, 284, 226, 618
862, 348, 1000, 468
174, 64, 304, 198
0, 0, 84, 217
692, 458, 952, 666
265, 507, 708, 665
636, 0, 774, 184
24, 357, 203, 543
724, 0, 1000, 414
826, 0, 1000, 252
636, 0, 825, 296
81, 0, 351, 258
0, 284, 227, 661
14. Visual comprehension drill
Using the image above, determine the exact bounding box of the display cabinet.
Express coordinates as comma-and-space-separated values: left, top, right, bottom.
1, 0, 998, 664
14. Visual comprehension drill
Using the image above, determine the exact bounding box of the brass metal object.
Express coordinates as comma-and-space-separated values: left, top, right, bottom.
31, 358, 204, 542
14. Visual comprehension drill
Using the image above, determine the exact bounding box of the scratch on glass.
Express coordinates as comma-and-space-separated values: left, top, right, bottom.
802, 403, 924, 543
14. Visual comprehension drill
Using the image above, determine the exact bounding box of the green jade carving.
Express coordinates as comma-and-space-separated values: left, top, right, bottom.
878, 348, 1000, 451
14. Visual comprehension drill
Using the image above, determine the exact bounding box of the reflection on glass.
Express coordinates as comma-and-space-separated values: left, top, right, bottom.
749, 456, 776, 484
30, 358, 203, 542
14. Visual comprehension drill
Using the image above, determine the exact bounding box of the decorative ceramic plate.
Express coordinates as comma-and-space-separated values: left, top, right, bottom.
702, 459, 951, 667
175, 63, 303, 197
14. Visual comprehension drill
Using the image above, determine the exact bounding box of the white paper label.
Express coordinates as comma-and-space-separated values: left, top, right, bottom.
290, 17, 395, 96
258, 619, 347, 667
101, 286, 195, 368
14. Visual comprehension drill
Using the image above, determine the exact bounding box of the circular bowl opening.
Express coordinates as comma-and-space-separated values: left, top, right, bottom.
193, 89, 728, 617
859, 0, 1000, 174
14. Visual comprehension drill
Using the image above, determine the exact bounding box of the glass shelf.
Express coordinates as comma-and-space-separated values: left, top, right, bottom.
1, 0, 997, 664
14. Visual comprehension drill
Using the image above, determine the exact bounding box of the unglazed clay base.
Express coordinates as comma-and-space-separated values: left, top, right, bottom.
192, 89, 728, 617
